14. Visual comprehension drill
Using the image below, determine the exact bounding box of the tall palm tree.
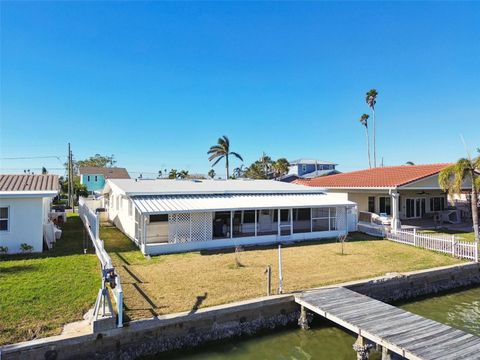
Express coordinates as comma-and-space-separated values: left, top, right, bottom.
439, 156, 480, 242
359, 114, 372, 169
207, 135, 243, 179
208, 169, 216, 179
365, 89, 378, 167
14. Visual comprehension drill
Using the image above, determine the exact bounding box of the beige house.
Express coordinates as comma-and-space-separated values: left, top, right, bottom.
295, 163, 473, 230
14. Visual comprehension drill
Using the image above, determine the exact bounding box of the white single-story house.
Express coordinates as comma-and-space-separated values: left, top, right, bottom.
103, 179, 356, 255
295, 163, 475, 230
0, 174, 59, 253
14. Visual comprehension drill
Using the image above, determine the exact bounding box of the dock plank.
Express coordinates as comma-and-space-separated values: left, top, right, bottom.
295, 287, 480, 360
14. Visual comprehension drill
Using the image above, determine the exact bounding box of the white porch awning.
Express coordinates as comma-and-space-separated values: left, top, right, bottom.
132, 193, 355, 214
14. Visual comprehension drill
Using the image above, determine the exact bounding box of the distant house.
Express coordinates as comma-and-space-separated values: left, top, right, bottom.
295, 163, 474, 230
103, 179, 356, 255
280, 159, 339, 182
0, 174, 59, 253
79, 167, 130, 193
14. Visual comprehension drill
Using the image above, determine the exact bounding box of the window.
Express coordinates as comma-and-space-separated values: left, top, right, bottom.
94, 175, 98, 182
295, 208, 311, 221
128, 200, 133, 217
312, 207, 337, 232
87, 175, 91, 182
243, 210, 255, 223
0, 207, 9, 231
430, 197, 445, 212
301, 164, 307, 173
368, 196, 375, 213
150, 214, 168, 222
379, 197, 391, 215
116, 196, 120, 211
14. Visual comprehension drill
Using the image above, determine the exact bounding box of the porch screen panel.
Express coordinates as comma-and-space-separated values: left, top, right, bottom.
168, 212, 212, 244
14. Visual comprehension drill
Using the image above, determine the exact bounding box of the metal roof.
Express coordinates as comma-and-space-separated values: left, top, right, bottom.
79, 167, 130, 179
0, 174, 59, 192
106, 179, 328, 196
132, 193, 355, 214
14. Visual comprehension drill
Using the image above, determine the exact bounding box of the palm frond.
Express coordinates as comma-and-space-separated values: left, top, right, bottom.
229, 151, 243, 161
208, 153, 223, 162
211, 156, 224, 167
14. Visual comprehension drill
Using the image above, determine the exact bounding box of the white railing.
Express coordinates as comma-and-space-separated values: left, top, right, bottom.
78, 197, 123, 327
386, 228, 478, 262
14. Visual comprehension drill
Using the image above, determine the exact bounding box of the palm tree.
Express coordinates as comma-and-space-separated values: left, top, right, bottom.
207, 135, 243, 179
259, 152, 273, 177
272, 158, 290, 179
405, 161, 415, 166
439, 156, 480, 242
178, 170, 189, 179
233, 165, 245, 179
208, 169, 216, 179
359, 114, 372, 169
365, 89, 378, 167
168, 169, 178, 179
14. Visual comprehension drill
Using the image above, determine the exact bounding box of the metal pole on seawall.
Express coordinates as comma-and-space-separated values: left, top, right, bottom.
278, 244, 283, 294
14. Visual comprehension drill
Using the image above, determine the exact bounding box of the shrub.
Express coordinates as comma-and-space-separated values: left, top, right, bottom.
20, 243, 34, 253
0, 246, 8, 254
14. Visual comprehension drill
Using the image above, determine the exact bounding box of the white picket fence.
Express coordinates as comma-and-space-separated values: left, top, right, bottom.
78, 197, 123, 327
386, 228, 478, 262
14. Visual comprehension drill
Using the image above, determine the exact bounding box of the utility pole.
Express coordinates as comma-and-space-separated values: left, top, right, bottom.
67, 143, 71, 209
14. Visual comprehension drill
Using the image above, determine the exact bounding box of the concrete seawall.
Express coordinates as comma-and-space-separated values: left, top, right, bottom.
2, 262, 479, 360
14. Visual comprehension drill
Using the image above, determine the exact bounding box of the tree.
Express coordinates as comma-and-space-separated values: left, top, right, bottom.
41, 167, 48, 174
405, 161, 415, 165
207, 135, 243, 179
244, 162, 266, 179
439, 156, 480, 242
365, 89, 378, 167
233, 165, 245, 179
359, 114, 372, 169
168, 169, 178, 179
271, 158, 290, 179
177, 170, 189, 179
259, 152, 273, 177
76, 154, 116, 169
208, 169, 216, 179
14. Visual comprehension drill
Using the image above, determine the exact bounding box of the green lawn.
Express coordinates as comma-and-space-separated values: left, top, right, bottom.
0, 214, 99, 346
101, 226, 464, 322
420, 230, 477, 242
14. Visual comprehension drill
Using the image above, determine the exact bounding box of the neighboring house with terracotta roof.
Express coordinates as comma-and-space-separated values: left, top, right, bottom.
0, 174, 59, 253
294, 164, 474, 229
79, 167, 130, 193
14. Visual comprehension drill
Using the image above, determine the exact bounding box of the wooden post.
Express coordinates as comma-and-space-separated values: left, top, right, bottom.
381, 346, 392, 360
265, 265, 271, 296
278, 244, 283, 294
451, 235, 456, 257
352, 335, 372, 360
413, 228, 417, 247
298, 305, 310, 330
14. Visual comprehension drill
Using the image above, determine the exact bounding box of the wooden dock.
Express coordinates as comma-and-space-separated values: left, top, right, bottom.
295, 287, 480, 360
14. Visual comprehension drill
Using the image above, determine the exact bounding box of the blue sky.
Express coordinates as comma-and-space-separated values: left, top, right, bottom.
1, 1, 479, 178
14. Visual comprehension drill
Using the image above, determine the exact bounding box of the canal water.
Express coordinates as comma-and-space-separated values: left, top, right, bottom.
156, 287, 480, 360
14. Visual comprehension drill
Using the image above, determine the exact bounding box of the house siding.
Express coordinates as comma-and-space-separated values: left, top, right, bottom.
0, 197, 45, 253
81, 174, 106, 192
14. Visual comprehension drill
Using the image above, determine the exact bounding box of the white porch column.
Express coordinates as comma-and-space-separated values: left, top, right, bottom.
254, 210, 257, 237
278, 209, 281, 236
390, 190, 401, 232
290, 208, 293, 235
230, 210, 233, 239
